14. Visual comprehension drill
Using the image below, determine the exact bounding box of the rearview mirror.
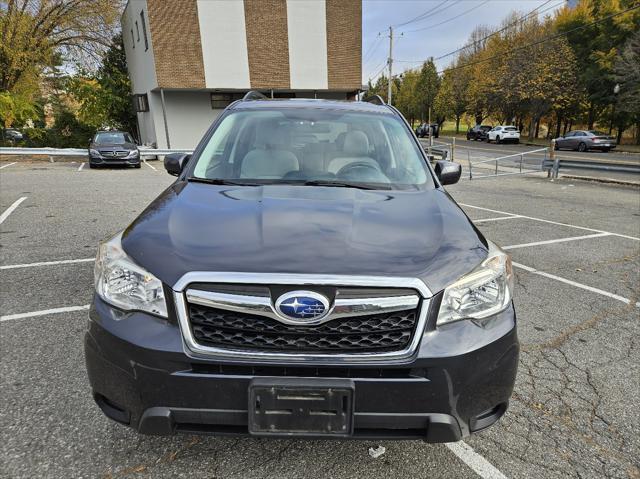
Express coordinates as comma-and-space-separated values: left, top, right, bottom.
164, 153, 190, 176
434, 160, 462, 186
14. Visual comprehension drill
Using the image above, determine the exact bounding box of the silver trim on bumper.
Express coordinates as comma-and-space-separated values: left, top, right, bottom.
172, 272, 432, 364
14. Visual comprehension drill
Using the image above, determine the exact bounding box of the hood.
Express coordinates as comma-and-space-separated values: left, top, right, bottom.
122, 182, 488, 294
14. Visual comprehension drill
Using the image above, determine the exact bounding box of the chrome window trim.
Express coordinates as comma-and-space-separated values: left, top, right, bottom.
185, 288, 420, 326
172, 272, 432, 364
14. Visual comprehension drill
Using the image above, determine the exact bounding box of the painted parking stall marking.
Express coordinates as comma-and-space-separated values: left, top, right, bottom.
0, 304, 90, 322
447, 442, 508, 479
0, 257, 94, 271
461, 203, 640, 241
0, 161, 17, 169
0, 196, 27, 225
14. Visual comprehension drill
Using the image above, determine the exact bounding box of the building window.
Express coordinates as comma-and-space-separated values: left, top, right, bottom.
211, 92, 245, 109
131, 29, 135, 48
135, 21, 140, 41
133, 94, 149, 112
140, 10, 149, 51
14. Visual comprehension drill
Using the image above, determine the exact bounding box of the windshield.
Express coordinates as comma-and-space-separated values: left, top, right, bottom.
191, 108, 432, 190
94, 132, 133, 144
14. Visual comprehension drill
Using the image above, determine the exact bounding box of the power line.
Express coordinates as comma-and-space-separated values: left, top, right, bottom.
433, 0, 560, 60
436, 4, 640, 74
394, 0, 562, 66
403, 0, 492, 34
393, 0, 460, 28
362, 33, 382, 63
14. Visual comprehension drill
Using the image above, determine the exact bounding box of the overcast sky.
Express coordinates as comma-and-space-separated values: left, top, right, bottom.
362, 0, 566, 83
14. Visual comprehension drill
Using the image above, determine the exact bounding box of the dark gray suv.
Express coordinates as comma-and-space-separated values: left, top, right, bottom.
85, 94, 518, 441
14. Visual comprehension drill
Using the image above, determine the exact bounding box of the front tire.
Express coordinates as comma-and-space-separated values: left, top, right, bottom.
89, 163, 96, 169
578, 142, 587, 152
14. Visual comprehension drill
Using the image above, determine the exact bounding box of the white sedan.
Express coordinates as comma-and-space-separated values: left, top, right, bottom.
487, 126, 520, 144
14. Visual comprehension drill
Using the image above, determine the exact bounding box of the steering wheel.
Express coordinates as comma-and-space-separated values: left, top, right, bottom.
336, 161, 382, 177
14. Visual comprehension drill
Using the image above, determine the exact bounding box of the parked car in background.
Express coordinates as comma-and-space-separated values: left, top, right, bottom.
487, 126, 520, 144
88, 131, 140, 168
466, 125, 492, 141
554, 130, 616, 152
85, 95, 518, 442
415, 123, 440, 139
2, 128, 24, 142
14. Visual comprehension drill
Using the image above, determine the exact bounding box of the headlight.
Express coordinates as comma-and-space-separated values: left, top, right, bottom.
126, 149, 139, 158
89, 149, 100, 156
437, 241, 514, 326
94, 232, 167, 317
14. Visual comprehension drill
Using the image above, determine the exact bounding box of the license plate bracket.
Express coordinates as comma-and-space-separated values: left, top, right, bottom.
248, 378, 354, 437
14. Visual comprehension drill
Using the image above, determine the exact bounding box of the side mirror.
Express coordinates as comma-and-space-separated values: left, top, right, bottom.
435, 160, 462, 186
164, 153, 190, 176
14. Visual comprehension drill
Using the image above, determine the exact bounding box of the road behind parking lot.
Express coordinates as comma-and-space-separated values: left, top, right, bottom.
1, 160, 639, 478
422, 137, 640, 183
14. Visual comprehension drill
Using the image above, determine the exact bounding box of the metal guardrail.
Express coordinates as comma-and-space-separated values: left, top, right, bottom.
543, 158, 640, 177
0, 147, 193, 158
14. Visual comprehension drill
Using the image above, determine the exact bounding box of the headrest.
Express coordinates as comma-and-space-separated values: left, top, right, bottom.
254, 121, 290, 148
343, 131, 369, 156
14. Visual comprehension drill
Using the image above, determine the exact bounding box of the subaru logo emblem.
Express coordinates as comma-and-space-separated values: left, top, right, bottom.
275, 291, 330, 322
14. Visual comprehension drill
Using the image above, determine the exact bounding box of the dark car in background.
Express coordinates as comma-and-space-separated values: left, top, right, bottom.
88, 131, 140, 168
466, 125, 492, 141
2, 128, 24, 143
554, 130, 616, 152
85, 95, 518, 442
415, 122, 440, 139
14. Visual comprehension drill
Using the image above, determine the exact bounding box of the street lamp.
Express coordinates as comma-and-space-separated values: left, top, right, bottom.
610, 83, 620, 135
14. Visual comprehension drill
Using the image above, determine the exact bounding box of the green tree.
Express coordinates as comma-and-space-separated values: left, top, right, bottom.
612, 29, 640, 144
395, 70, 420, 125
69, 34, 136, 132
556, 0, 640, 129
434, 66, 468, 132
416, 59, 440, 122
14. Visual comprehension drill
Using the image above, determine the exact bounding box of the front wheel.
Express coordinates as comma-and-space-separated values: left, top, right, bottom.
554, 142, 559, 150
578, 142, 587, 152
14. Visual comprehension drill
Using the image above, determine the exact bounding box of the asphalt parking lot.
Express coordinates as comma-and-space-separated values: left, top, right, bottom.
1, 159, 639, 479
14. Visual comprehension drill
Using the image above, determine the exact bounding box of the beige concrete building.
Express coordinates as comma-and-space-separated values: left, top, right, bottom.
122, 0, 362, 149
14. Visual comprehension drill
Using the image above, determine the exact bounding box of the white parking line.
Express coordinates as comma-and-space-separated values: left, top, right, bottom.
0, 258, 94, 270
0, 196, 27, 225
503, 232, 611, 250
143, 160, 157, 171
0, 304, 90, 322
474, 216, 522, 223
513, 262, 640, 307
78, 162, 85, 171
0, 162, 17, 170
460, 203, 640, 241
446, 442, 508, 479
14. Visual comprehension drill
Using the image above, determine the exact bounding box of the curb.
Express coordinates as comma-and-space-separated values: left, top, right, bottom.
559, 174, 640, 188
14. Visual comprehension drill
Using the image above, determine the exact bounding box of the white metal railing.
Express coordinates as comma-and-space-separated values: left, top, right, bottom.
467, 147, 549, 179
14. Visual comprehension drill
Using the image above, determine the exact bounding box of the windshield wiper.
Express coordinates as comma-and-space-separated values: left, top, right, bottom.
187, 177, 260, 186
302, 180, 390, 190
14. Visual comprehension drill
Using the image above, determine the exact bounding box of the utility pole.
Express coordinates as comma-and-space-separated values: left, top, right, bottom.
387, 26, 393, 105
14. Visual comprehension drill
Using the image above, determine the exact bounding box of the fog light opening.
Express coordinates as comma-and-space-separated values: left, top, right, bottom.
470, 402, 507, 432
94, 393, 131, 425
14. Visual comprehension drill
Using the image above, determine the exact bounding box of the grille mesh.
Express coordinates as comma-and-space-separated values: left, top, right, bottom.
188, 304, 419, 353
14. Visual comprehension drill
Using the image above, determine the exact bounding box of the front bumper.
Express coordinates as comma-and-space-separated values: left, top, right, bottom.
89, 155, 140, 165
85, 295, 519, 441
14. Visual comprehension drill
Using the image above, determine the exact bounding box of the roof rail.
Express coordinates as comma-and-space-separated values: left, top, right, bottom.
242, 90, 268, 101
362, 95, 385, 105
